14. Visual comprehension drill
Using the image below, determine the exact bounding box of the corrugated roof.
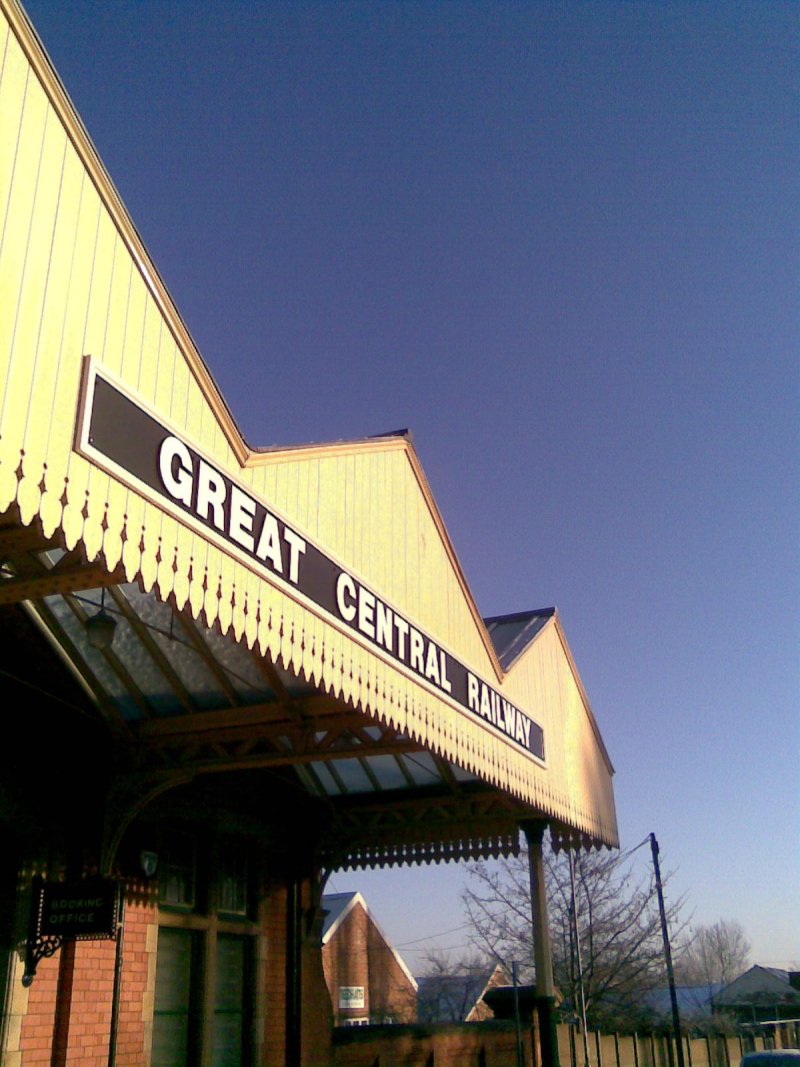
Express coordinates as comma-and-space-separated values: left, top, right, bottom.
643, 984, 724, 1020
483, 609, 555, 671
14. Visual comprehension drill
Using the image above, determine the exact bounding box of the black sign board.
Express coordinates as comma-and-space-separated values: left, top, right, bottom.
39, 879, 120, 940
22, 877, 121, 985
79, 365, 545, 761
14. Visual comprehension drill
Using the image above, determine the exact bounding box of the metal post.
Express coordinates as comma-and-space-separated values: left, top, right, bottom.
513, 960, 525, 1067
568, 851, 591, 1067
286, 876, 302, 1067
522, 820, 560, 1067
650, 834, 685, 1067
107, 890, 125, 1067
51, 940, 76, 1067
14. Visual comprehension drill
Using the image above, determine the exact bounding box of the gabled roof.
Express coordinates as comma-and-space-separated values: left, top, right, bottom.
715, 966, 800, 1006
484, 609, 556, 671
321, 892, 418, 991
0, 0, 619, 851
417, 969, 499, 1023
321, 892, 362, 942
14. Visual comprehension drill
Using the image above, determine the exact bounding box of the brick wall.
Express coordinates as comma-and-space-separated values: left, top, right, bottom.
366, 915, 416, 1024
114, 892, 158, 1066
2, 873, 331, 1066
261, 880, 288, 1067
324, 904, 371, 1023
17, 939, 115, 1067
258, 875, 333, 1067
7, 882, 158, 1067
332, 1019, 535, 1066
322, 900, 417, 1026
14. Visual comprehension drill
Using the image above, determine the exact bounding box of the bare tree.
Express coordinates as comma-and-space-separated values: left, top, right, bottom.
464, 841, 689, 1030
417, 948, 501, 1022
677, 920, 751, 988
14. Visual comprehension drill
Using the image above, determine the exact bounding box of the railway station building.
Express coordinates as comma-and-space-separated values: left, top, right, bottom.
0, 1, 618, 1064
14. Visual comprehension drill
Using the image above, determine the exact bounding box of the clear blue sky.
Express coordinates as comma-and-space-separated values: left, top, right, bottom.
23, 0, 799, 971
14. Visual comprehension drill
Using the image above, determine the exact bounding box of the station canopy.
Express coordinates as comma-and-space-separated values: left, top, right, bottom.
0, 0, 618, 874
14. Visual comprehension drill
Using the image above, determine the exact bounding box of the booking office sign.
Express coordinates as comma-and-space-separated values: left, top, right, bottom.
76, 359, 545, 762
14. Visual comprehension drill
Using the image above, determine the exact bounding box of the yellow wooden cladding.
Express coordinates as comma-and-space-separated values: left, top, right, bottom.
0, 0, 618, 847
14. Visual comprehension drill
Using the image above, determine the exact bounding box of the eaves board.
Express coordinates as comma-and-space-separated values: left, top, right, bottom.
497, 613, 618, 848
0, 0, 618, 846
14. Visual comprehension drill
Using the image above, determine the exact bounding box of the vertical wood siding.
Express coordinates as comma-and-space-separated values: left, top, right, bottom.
0, 0, 617, 847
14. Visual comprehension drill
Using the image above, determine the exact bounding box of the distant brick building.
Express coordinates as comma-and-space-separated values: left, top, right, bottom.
322, 893, 418, 1026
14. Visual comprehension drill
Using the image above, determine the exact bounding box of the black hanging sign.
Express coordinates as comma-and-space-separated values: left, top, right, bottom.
39, 880, 120, 939
22, 877, 120, 985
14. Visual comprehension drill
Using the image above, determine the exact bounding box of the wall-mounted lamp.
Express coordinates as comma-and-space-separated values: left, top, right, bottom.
140, 851, 159, 878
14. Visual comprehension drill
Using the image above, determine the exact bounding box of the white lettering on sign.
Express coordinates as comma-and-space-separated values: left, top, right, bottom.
467, 670, 533, 749
334, 566, 456, 697
339, 986, 365, 1009
157, 435, 307, 587
87, 376, 545, 760
158, 436, 193, 506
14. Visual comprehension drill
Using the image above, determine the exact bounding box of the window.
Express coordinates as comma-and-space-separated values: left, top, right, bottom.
218, 844, 248, 917
213, 936, 249, 1067
152, 834, 257, 1066
152, 928, 198, 1067
158, 840, 196, 910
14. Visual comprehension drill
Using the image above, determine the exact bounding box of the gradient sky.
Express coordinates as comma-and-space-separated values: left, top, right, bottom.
20, 0, 799, 972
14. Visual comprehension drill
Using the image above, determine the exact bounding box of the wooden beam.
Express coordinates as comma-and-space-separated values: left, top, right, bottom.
153, 737, 424, 776
325, 761, 349, 794
0, 563, 125, 604
358, 757, 382, 792
135, 694, 358, 739
29, 599, 132, 741
0, 520, 56, 556
173, 612, 242, 707
142, 719, 424, 761
433, 755, 462, 795
393, 755, 417, 788
249, 648, 290, 700
107, 587, 197, 714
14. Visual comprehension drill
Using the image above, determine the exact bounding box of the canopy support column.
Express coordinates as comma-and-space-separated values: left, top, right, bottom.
286, 875, 302, 1067
522, 820, 560, 1067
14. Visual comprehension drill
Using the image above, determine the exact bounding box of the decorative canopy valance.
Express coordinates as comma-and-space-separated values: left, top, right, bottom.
0, 0, 618, 854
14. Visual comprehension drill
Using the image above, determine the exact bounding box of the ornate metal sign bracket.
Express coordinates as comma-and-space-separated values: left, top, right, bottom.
19, 876, 120, 986
20, 877, 57, 986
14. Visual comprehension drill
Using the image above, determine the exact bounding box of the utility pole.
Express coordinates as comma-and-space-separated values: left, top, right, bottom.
568, 850, 591, 1067
650, 833, 685, 1067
